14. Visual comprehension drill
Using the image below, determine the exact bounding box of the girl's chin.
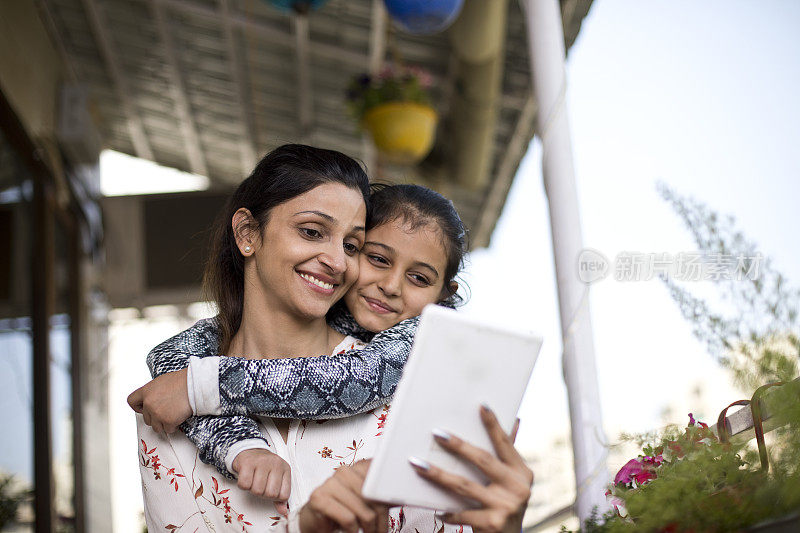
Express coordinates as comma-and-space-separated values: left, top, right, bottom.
351, 309, 389, 334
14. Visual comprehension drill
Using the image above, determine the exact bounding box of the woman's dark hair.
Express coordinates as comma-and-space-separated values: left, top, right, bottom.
204, 144, 371, 353
367, 183, 467, 306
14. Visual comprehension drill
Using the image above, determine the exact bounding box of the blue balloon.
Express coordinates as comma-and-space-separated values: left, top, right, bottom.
267, 0, 329, 14
384, 0, 464, 35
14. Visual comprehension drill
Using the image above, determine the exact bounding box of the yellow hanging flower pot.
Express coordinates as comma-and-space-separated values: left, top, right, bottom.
347, 65, 438, 165
362, 102, 438, 165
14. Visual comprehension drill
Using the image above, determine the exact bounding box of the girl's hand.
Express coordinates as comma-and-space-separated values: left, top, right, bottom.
127, 369, 192, 434
232, 449, 292, 516
298, 459, 389, 533
409, 406, 534, 533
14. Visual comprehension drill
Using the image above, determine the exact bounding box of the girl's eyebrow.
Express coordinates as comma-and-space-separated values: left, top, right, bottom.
364, 241, 440, 279
294, 210, 365, 233
364, 241, 395, 254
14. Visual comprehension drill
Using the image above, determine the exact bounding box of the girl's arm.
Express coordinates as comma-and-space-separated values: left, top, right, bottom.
142, 310, 419, 420
191, 314, 420, 419
146, 317, 220, 376
179, 414, 270, 478
145, 319, 271, 478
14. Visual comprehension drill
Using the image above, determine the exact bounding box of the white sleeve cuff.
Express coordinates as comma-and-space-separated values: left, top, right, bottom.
186, 361, 197, 415
286, 507, 302, 533
224, 439, 272, 476
187, 356, 222, 416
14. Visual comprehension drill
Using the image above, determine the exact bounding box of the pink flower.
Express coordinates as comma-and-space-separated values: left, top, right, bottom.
605, 489, 626, 514
378, 66, 395, 80
614, 458, 643, 485
668, 441, 685, 458
643, 454, 664, 466
614, 457, 657, 486
634, 468, 657, 484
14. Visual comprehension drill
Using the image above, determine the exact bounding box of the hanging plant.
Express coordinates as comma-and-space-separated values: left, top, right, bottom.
346, 65, 437, 165
266, 0, 328, 15
383, 0, 464, 35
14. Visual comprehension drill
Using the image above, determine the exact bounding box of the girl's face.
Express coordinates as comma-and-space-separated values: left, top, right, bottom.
343, 219, 449, 333
240, 182, 366, 321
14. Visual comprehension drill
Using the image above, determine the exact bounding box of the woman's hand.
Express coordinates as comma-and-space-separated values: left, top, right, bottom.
409, 405, 534, 533
298, 459, 389, 533
127, 369, 192, 434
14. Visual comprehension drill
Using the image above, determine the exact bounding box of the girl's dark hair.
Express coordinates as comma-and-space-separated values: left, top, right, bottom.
367, 183, 467, 307
204, 144, 370, 353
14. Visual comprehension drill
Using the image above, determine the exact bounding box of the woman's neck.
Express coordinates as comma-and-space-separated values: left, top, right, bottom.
227, 294, 343, 360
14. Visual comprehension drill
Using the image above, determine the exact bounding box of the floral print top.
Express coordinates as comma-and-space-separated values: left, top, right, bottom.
138, 336, 470, 533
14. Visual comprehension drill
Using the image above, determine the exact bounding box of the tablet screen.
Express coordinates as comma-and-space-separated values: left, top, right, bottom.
362, 305, 542, 511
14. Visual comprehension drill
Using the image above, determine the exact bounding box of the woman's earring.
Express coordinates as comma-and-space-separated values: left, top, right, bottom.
244, 246, 252, 254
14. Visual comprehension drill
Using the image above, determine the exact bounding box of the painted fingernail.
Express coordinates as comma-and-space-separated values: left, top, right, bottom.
434, 510, 449, 520
432, 428, 451, 442
408, 456, 430, 471
480, 403, 493, 414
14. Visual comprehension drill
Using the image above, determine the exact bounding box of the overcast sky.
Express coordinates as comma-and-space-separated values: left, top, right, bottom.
461, 0, 800, 477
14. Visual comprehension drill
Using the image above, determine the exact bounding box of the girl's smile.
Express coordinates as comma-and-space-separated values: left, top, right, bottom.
361, 295, 398, 314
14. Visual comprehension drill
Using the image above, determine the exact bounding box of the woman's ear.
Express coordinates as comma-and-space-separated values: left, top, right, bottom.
232, 208, 258, 256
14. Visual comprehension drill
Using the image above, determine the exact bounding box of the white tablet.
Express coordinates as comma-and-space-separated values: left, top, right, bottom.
362, 304, 543, 512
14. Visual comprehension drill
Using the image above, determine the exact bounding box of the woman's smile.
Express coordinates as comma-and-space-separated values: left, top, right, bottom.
297, 270, 338, 293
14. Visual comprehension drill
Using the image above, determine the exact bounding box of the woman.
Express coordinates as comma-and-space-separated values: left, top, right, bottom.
134, 146, 532, 532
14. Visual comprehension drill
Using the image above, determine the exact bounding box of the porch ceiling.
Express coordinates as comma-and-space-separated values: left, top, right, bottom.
35, 0, 592, 248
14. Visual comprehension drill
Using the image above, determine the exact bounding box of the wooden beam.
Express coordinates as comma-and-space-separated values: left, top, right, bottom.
218, 0, 258, 173
163, 0, 370, 69
150, 0, 208, 176
80, 0, 154, 160
360, 0, 388, 171
1, 83, 57, 533
368, 0, 387, 75
34, 0, 79, 83
293, 14, 313, 139
165, 0, 445, 84
65, 213, 86, 533
472, 93, 537, 248
50, 166, 102, 533
32, 159, 56, 533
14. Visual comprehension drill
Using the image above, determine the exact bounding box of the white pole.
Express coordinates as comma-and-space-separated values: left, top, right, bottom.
520, 0, 608, 523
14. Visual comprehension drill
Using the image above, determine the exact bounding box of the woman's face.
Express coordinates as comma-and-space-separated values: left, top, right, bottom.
243, 182, 366, 321
343, 219, 449, 333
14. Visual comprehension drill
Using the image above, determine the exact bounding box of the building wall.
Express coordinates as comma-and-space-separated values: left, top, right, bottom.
0, 2, 111, 531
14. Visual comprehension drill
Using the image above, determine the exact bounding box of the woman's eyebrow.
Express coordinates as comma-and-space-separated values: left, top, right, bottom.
293, 210, 335, 222
295, 210, 365, 233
